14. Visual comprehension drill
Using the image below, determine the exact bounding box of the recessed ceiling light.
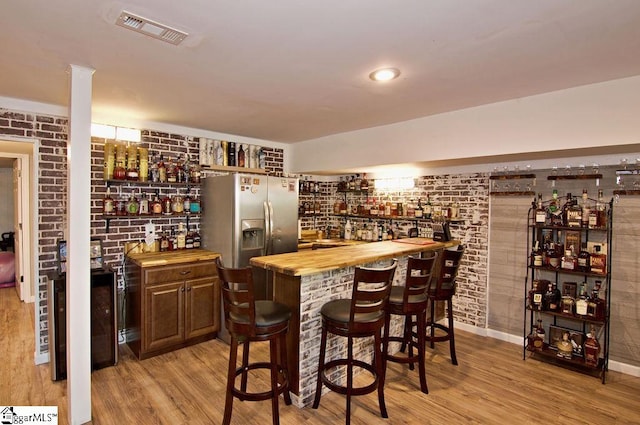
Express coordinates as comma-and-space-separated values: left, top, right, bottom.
369, 68, 401, 82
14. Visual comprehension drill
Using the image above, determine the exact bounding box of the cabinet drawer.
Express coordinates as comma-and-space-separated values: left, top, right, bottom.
144, 261, 217, 285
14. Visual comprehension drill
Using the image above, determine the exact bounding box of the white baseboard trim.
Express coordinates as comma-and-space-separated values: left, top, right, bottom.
453, 320, 640, 378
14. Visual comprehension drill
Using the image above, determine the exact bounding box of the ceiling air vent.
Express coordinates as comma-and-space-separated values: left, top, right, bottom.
116, 11, 188, 45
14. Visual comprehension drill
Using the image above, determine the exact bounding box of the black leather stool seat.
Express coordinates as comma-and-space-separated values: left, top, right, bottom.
230, 300, 291, 328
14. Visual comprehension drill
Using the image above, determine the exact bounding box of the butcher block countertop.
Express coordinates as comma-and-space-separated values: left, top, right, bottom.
251, 238, 460, 276
126, 249, 220, 267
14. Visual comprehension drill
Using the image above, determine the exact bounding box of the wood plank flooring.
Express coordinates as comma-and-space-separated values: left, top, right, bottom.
2, 286, 640, 424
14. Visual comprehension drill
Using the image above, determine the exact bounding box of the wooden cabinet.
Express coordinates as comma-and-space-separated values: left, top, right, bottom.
126, 250, 220, 359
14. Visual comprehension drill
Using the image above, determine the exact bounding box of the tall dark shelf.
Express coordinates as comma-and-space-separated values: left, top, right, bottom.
523, 195, 612, 384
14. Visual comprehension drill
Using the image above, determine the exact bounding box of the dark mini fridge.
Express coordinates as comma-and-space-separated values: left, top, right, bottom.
48, 268, 118, 381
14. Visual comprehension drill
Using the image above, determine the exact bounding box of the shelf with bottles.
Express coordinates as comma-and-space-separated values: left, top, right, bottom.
105, 179, 200, 188
100, 212, 200, 233
330, 212, 464, 223
490, 190, 536, 196
200, 164, 267, 175
524, 190, 611, 383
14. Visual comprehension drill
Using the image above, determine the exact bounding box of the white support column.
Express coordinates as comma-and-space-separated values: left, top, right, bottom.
66, 64, 95, 425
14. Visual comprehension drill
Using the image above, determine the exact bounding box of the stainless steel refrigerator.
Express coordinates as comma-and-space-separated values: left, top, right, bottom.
201, 173, 298, 340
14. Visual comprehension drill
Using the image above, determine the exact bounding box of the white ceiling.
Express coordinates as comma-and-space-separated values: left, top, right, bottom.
2, 0, 640, 144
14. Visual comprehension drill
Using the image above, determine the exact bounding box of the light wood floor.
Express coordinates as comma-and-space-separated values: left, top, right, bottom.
2, 286, 640, 425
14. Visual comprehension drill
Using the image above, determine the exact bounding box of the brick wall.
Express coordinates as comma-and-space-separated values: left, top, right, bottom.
1, 107, 284, 358
299, 173, 490, 329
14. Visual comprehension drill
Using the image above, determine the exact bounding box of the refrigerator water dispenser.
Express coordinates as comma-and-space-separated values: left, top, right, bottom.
241, 219, 264, 250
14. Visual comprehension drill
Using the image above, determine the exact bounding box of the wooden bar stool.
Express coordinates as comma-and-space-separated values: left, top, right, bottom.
384, 253, 438, 394
312, 260, 397, 425
216, 258, 292, 425
426, 245, 465, 365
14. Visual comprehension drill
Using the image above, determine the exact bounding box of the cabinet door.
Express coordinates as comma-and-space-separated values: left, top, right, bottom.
144, 281, 185, 352
185, 276, 220, 339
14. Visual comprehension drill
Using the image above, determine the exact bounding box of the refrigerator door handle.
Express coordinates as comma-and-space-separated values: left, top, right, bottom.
267, 200, 275, 255
263, 200, 271, 255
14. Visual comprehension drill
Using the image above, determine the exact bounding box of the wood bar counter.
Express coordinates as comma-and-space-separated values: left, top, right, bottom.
250, 238, 460, 407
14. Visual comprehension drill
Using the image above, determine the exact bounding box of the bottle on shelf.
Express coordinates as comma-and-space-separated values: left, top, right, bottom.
535, 193, 546, 224
561, 248, 577, 271
547, 242, 561, 269
159, 231, 169, 252
414, 198, 423, 218
192, 227, 201, 248
577, 242, 591, 273
584, 326, 601, 367
587, 281, 606, 320
139, 192, 149, 215
185, 225, 194, 249
158, 154, 167, 183
543, 282, 561, 311
237, 144, 246, 168
126, 190, 139, 215
424, 195, 432, 219
151, 192, 163, 215
169, 227, 177, 251
166, 157, 177, 183
150, 152, 160, 183
535, 318, 546, 346
561, 287, 576, 315
344, 220, 352, 240
595, 189, 607, 228
548, 189, 563, 226
575, 283, 589, 316
590, 245, 607, 274
564, 193, 582, 227
183, 193, 191, 213
581, 189, 590, 227
172, 195, 184, 214
162, 193, 172, 215
103, 187, 115, 216
530, 240, 543, 267
190, 195, 201, 214
360, 173, 369, 191
528, 280, 542, 310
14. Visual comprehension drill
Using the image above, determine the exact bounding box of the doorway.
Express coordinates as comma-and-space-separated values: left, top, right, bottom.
0, 138, 39, 361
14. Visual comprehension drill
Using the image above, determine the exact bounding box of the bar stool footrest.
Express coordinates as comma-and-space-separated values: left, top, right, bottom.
232, 362, 289, 402
425, 323, 452, 342
319, 358, 379, 396
387, 336, 421, 365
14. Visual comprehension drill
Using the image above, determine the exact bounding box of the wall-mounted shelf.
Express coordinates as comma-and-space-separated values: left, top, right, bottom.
547, 174, 603, 181
613, 189, 640, 196
330, 213, 464, 223
489, 173, 536, 180
201, 165, 267, 174
100, 213, 201, 233
104, 179, 198, 188
490, 191, 536, 196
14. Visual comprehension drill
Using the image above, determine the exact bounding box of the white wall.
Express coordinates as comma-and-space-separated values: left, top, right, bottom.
0, 167, 14, 234
291, 75, 640, 174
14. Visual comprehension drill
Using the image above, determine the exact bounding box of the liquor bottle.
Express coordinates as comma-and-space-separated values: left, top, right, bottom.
378, 222, 385, 241
596, 189, 607, 228
535, 194, 546, 224
338, 176, 345, 192
169, 228, 177, 251
227, 142, 236, 166
126, 190, 139, 215
183, 194, 192, 213
584, 328, 600, 367
159, 231, 169, 252
372, 222, 379, 241
162, 194, 172, 215
561, 248, 577, 271
190, 196, 201, 214
384, 197, 392, 217
581, 189, 590, 227
528, 280, 542, 310
564, 193, 582, 227
575, 283, 589, 316
561, 291, 575, 315
360, 173, 369, 190
415, 198, 423, 218
424, 195, 432, 219
590, 245, 607, 274
138, 147, 149, 182
192, 228, 201, 248
535, 319, 546, 345
548, 189, 563, 226
344, 220, 352, 240
152, 192, 163, 215
531, 240, 543, 267
175, 155, 185, 183
577, 242, 590, 272
237, 144, 246, 168
185, 226, 194, 249
158, 154, 167, 183
139, 193, 149, 215
587, 281, 606, 320
166, 157, 177, 183
172, 195, 184, 214
547, 242, 561, 269
150, 152, 160, 183
103, 187, 115, 216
